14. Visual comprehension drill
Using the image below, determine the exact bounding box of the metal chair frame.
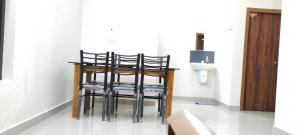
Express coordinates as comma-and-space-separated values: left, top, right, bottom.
139, 54, 170, 123
77, 50, 109, 121
107, 52, 140, 123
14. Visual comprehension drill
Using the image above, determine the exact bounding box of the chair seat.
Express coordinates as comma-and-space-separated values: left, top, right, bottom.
82, 81, 108, 90
142, 84, 164, 93
112, 82, 136, 91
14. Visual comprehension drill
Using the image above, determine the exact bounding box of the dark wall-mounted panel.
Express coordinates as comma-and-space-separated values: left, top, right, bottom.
190, 50, 215, 64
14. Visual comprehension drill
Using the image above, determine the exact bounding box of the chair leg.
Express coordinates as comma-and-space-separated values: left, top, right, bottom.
141, 95, 144, 118
115, 92, 119, 110
112, 91, 115, 115
87, 90, 91, 109
158, 93, 161, 112
101, 92, 107, 121
92, 90, 95, 108
137, 93, 143, 121
160, 95, 163, 116
137, 94, 141, 121
77, 90, 82, 120
132, 94, 138, 123
107, 91, 113, 122
84, 89, 90, 114
161, 94, 166, 124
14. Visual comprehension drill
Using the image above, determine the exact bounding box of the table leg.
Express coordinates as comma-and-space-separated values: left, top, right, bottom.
84, 72, 92, 112
84, 89, 90, 114
166, 70, 175, 118
72, 64, 80, 118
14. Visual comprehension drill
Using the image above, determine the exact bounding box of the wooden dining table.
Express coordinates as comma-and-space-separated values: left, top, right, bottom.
69, 62, 177, 119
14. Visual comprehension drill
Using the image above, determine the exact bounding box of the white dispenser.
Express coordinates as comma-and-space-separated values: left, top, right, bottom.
190, 63, 216, 85
198, 70, 208, 84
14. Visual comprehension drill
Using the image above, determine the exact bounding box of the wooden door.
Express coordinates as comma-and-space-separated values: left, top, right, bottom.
241, 8, 281, 112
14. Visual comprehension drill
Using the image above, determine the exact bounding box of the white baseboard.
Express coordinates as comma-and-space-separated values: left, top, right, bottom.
0, 100, 72, 135
213, 99, 240, 111
173, 96, 240, 111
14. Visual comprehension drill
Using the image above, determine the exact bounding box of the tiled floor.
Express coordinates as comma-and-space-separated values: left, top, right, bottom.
19, 99, 276, 135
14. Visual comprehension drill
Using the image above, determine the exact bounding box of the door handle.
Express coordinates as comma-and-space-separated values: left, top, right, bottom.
274, 61, 278, 64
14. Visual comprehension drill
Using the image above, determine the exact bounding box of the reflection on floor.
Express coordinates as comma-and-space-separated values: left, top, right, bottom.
19, 99, 276, 135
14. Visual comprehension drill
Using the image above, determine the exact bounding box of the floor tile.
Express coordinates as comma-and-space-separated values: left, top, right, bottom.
18, 99, 276, 135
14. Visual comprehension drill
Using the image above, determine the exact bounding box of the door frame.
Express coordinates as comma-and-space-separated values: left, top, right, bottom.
240, 8, 281, 110
0, 0, 5, 80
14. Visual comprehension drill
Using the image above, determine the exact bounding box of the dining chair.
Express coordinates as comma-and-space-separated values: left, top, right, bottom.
78, 50, 109, 121
107, 52, 140, 123
139, 54, 170, 124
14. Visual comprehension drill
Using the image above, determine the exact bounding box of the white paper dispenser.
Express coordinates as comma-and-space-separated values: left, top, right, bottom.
198, 70, 208, 84
191, 63, 216, 84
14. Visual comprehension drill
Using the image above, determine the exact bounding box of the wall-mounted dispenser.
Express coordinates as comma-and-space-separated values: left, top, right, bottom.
190, 63, 215, 84
198, 70, 208, 83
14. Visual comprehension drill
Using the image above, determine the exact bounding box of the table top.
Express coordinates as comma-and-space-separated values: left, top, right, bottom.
68, 61, 180, 70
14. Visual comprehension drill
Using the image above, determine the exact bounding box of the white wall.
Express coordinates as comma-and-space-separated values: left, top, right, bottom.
81, 0, 159, 55
274, 1, 300, 134
0, 0, 82, 132
158, 0, 281, 105
158, 0, 236, 100
81, 0, 231, 98
81, 0, 282, 106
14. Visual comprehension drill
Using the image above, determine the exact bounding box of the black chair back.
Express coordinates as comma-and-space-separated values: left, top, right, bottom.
79, 50, 109, 91
109, 52, 140, 93
140, 54, 170, 94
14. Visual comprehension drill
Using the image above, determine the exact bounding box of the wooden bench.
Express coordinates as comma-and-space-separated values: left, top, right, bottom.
166, 110, 216, 135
